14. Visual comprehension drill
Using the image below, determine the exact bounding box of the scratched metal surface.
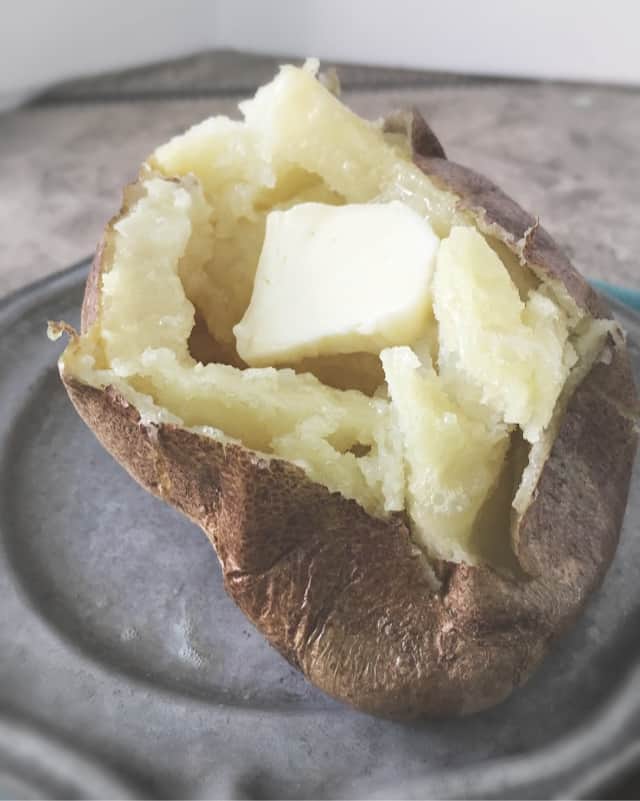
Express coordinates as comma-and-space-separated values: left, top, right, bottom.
0, 261, 638, 799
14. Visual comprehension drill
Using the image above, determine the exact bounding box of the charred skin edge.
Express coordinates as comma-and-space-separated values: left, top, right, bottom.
59, 113, 639, 719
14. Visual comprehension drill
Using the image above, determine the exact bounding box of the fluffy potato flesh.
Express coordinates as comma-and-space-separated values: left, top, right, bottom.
62, 61, 591, 567
434, 227, 578, 442
381, 347, 510, 562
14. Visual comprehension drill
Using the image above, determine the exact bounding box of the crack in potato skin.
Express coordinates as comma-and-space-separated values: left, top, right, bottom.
58, 108, 638, 719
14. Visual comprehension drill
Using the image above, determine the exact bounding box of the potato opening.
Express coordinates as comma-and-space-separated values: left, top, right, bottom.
63, 61, 600, 570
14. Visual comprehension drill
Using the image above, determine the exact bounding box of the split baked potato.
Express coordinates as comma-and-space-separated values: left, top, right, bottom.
52, 61, 639, 718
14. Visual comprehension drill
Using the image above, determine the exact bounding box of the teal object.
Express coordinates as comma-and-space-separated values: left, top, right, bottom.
592, 280, 640, 313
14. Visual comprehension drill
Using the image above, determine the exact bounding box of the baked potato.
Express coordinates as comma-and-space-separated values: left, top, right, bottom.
51, 61, 639, 718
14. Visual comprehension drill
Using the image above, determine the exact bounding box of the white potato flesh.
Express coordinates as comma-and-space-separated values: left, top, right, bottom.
434, 226, 578, 442
92, 178, 404, 517
62, 63, 585, 568
381, 347, 509, 562
234, 201, 439, 365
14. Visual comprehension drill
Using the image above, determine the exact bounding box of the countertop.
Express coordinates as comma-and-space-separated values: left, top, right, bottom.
1, 49, 638, 299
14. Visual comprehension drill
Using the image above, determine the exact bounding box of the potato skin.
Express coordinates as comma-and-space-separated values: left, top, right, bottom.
60, 113, 639, 718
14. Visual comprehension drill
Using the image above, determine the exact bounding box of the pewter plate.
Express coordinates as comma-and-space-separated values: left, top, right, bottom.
1, 260, 639, 799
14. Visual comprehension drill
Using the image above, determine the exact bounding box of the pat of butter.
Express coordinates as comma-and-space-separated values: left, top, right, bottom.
233, 201, 439, 365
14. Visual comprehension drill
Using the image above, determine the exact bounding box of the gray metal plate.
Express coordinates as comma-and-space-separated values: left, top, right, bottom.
1, 260, 639, 799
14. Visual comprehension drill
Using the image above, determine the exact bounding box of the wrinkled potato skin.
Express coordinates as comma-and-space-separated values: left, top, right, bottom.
60, 112, 638, 718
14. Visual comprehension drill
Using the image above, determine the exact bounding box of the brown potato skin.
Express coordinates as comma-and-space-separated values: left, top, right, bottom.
60, 113, 639, 718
